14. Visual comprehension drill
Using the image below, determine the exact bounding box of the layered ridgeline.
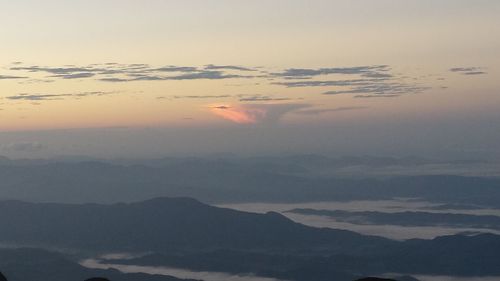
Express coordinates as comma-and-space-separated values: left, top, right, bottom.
1, 157, 500, 206
0, 197, 389, 253
0, 198, 499, 281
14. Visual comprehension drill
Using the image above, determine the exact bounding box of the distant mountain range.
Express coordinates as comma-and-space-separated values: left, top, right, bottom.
0, 157, 500, 206
0, 197, 499, 281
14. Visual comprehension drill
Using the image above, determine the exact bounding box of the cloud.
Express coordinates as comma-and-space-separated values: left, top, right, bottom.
72, 91, 119, 97
450, 67, 487, 75
6, 62, 434, 99
0, 75, 26, 80
273, 65, 391, 79
271, 64, 433, 98
99, 77, 130, 82
238, 94, 292, 102
211, 105, 263, 124
354, 94, 401, 98
165, 71, 249, 80
5, 91, 117, 101
51, 72, 95, 79
210, 103, 309, 124
212, 105, 231, 109
322, 83, 429, 97
204, 64, 256, 71
100, 71, 252, 82
294, 106, 368, 115
6, 93, 69, 101
173, 95, 232, 99
462, 71, 486, 75
11, 65, 105, 75
272, 79, 380, 88
1, 141, 46, 152
155, 66, 198, 72
18, 79, 55, 84
10, 63, 257, 83
273, 78, 427, 98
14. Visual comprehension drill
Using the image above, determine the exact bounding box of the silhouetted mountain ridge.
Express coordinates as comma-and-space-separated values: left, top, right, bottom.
0, 197, 391, 253
1, 198, 499, 280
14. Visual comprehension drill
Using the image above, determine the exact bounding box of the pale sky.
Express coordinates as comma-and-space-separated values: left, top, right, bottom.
0, 0, 499, 158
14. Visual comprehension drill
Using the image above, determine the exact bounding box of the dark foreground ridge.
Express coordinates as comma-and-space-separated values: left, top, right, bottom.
0, 248, 199, 281
0, 198, 499, 281
0, 273, 400, 281
355, 278, 396, 281
0, 197, 391, 253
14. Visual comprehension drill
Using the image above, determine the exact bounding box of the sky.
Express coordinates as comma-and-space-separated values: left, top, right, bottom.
0, 0, 499, 159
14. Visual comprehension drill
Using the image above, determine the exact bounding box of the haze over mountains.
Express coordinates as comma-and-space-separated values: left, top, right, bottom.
1, 155, 500, 206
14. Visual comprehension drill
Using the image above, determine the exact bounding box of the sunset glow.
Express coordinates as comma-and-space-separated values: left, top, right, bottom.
0, 0, 498, 158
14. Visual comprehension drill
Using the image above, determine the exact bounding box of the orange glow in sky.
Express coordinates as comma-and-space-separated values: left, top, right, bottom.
210, 105, 266, 124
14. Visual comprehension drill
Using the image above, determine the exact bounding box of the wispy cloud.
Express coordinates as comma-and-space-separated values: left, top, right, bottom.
323, 83, 430, 97
51, 72, 96, 79
294, 106, 368, 115
212, 105, 231, 110
354, 94, 401, 98
154, 66, 198, 72
273, 65, 391, 79
127, 71, 250, 81
0, 75, 27, 80
271, 79, 381, 88
204, 64, 256, 72
5, 62, 435, 99
18, 79, 55, 84
6, 93, 68, 101
173, 95, 232, 99
272, 66, 429, 98
9, 63, 259, 83
449, 67, 487, 75
5, 91, 118, 101
238, 94, 292, 102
